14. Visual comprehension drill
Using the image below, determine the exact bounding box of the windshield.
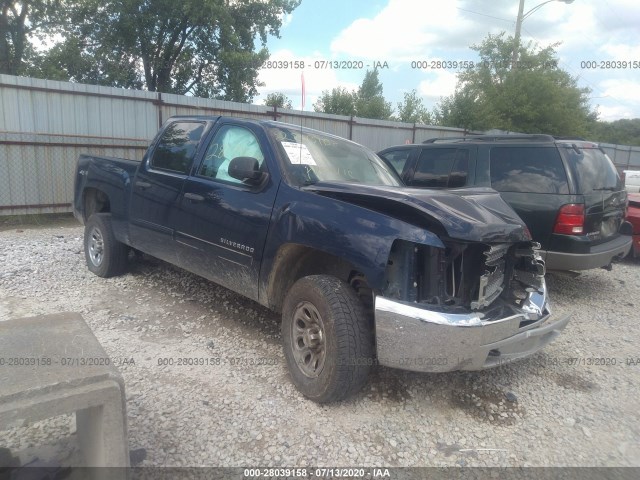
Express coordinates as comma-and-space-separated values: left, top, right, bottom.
267, 125, 401, 187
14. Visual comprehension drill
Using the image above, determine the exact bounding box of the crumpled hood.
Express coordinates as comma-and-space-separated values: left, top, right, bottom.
303, 182, 530, 243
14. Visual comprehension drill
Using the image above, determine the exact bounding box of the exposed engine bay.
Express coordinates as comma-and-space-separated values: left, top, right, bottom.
383, 239, 546, 314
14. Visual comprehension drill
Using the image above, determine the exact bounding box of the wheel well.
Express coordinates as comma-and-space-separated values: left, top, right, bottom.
266, 245, 372, 313
83, 188, 111, 221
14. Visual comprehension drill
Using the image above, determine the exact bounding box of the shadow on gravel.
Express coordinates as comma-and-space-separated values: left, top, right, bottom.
545, 270, 618, 298
363, 366, 529, 425
0, 213, 77, 232
125, 253, 281, 341
554, 372, 600, 393
366, 367, 412, 403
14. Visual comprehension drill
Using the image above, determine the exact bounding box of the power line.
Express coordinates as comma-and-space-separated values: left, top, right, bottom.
456, 7, 514, 24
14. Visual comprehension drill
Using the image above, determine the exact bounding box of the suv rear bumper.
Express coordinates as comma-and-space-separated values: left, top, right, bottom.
374, 284, 569, 373
542, 234, 632, 270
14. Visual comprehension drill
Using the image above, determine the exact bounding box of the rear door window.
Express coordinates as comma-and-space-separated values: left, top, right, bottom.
490, 147, 569, 193
562, 147, 622, 193
151, 121, 206, 174
412, 148, 469, 188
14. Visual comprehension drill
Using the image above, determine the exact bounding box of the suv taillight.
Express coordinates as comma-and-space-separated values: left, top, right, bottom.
554, 204, 585, 235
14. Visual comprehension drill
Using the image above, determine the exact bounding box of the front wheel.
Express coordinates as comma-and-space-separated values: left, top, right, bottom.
84, 213, 129, 278
281, 275, 374, 403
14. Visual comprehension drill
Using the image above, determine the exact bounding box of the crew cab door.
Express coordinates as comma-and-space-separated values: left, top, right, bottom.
129, 120, 208, 264
173, 121, 279, 301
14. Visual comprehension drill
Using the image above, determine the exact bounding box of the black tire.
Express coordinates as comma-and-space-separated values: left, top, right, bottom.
282, 275, 375, 403
84, 213, 129, 278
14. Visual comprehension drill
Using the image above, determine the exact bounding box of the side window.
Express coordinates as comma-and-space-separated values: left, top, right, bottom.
413, 148, 469, 188
490, 147, 569, 194
379, 149, 412, 176
151, 122, 205, 174
198, 125, 265, 184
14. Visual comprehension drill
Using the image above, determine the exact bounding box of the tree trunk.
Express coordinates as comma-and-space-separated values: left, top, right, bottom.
0, 4, 12, 74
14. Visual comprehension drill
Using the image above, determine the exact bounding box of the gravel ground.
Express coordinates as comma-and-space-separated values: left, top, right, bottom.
1, 220, 639, 467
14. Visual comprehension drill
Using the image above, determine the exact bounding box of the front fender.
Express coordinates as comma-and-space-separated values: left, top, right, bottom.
259, 184, 444, 302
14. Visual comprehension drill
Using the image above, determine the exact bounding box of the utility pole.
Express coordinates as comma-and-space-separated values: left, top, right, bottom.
511, 0, 526, 70
511, 0, 574, 70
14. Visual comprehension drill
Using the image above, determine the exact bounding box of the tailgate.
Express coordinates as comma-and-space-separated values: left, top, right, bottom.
562, 145, 626, 243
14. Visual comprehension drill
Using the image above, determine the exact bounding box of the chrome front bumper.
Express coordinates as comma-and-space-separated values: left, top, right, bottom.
375, 283, 570, 373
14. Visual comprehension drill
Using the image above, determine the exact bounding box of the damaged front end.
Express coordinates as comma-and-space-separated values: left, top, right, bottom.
375, 239, 569, 372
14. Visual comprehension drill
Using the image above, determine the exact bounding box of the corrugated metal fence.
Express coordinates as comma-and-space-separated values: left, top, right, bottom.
0, 74, 472, 215
1, 74, 640, 215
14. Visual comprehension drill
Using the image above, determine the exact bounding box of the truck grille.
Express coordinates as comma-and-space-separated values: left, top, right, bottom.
471, 244, 508, 310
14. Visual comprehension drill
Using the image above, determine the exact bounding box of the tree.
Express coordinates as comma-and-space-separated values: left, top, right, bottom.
313, 69, 393, 119
27, 0, 300, 101
433, 87, 485, 131
589, 118, 640, 146
313, 86, 356, 116
434, 33, 597, 136
355, 68, 393, 120
395, 89, 432, 124
264, 91, 292, 109
0, 0, 57, 75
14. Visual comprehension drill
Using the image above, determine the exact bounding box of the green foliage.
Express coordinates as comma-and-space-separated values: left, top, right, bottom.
314, 68, 393, 120
395, 89, 432, 124
313, 86, 356, 116
589, 118, 640, 146
24, 35, 143, 88
435, 32, 597, 136
1, 0, 59, 75
264, 91, 292, 109
355, 68, 393, 120
24, 0, 299, 101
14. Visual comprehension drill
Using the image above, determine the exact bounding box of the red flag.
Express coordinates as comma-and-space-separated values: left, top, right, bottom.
301, 71, 306, 111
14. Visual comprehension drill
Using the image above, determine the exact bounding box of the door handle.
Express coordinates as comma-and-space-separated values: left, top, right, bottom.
135, 181, 152, 189
184, 192, 205, 202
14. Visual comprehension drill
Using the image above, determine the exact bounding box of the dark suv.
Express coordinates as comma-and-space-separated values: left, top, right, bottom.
379, 135, 632, 271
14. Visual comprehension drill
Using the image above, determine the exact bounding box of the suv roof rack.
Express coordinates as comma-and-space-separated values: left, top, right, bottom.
553, 136, 586, 141
422, 134, 556, 144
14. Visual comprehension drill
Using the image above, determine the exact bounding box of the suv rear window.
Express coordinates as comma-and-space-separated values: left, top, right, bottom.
490, 146, 569, 194
562, 147, 622, 194
413, 148, 469, 188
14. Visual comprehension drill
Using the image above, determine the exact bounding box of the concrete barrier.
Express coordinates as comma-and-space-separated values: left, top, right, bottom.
0, 312, 129, 471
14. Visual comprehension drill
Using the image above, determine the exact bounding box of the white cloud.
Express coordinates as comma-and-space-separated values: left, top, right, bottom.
595, 104, 636, 122
329, 0, 476, 60
599, 79, 640, 104
418, 70, 458, 101
598, 43, 640, 62
279, 12, 294, 29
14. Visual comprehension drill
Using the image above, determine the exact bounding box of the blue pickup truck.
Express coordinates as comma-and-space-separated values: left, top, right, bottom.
74, 116, 569, 403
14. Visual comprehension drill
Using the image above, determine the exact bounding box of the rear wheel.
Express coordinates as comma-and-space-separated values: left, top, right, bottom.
282, 275, 374, 403
84, 213, 129, 278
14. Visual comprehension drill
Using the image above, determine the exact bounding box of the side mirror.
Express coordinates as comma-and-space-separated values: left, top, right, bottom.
228, 157, 265, 185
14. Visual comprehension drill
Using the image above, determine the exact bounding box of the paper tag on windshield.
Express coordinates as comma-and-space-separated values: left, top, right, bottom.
281, 142, 316, 166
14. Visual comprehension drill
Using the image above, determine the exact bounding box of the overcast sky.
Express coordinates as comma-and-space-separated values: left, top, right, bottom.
256, 0, 640, 121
